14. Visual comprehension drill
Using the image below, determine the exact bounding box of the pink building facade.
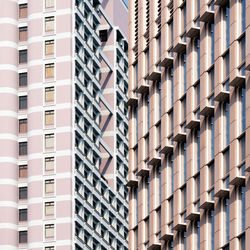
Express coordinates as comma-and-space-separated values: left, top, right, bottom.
128, 0, 250, 250
0, 0, 128, 249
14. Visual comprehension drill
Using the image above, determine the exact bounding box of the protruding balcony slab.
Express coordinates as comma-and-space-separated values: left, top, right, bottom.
214, 189, 229, 198
185, 212, 200, 221
136, 168, 150, 177
145, 71, 161, 81
159, 56, 173, 68
160, 232, 173, 242
229, 76, 245, 88
214, 0, 229, 6
185, 119, 200, 130
229, 176, 245, 186
126, 179, 138, 188
186, 27, 200, 38
173, 223, 186, 231
199, 10, 214, 23
173, 42, 186, 53
137, 83, 149, 94
160, 145, 174, 155
214, 91, 229, 102
199, 106, 214, 116
148, 156, 161, 166
173, 132, 186, 143
147, 243, 161, 250
126, 96, 138, 107
200, 200, 215, 210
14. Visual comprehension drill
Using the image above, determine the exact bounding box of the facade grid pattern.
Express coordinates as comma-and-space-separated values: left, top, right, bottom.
128, 0, 250, 249
0, 0, 128, 250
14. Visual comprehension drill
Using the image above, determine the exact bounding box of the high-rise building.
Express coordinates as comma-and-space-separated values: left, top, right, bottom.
0, 0, 129, 249
128, 0, 249, 249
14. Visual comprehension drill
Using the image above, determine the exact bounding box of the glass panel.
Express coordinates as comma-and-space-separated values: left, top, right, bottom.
45, 0, 54, 8
45, 17, 54, 32
208, 209, 215, 250
19, 73, 27, 87
45, 40, 54, 55
45, 87, 54, 102
19, 165, 27, 178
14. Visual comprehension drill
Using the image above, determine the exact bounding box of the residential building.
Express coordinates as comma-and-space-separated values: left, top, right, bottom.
127, 0, 250, 249
0, 0, 128, 249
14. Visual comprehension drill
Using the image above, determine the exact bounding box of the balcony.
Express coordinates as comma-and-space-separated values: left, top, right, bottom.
137, 82, 149, 94
145, 71, 161, 81
159, 56, 173, 68
126, 179, 138, 188
214, 90, 229, 102
229, 176, 245, 186
199, 105, 214, 117
126, 96, 138, 107
148, 156, 161, 166
200, 200, 214, 210
173, 41, 186, 53
214, 188, 229, 198
159, 145, 174, 155
173, 222, 186, 231
185, 212, 200, 221
185, 119, 200, 130
160, 232, 173, 242
186, 26, 200, 38
214, 0, 229, 6
229, 75, 245, 88
136, 167, 150, 177
147, 243, 161, 250
173, 132, 186, 143
199, 10, 214, 23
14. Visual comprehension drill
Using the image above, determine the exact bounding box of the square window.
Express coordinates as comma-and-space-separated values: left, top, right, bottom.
45, 134, 54, 149
19, 231, 27, 243
19, 96, 27, 110
19, 50, 27, 64
45, 110, 54, 125
45, 201, 54, 216
19, 187, 27, 200
45, 247, 54, 250
19, 27, 27, 41
45, 0, 54, 8
45, 157, 54, 171
99, 30, 108, 42
45, 87, 54, 102
19, 4, 27, 19
19, 142, 27, 155
45, 40, 54, 55
19, 73, 27, 87
19, 209, 27, 221
45, 63, 54, 79
45, 179, 54, 194
45, 16, 54, 32
19, 119, 27, 133
19, 165, 27, 178
45, 224, 54, 238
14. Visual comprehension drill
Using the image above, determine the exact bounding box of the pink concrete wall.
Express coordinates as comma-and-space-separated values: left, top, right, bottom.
0, 0, 18, 248
27, 0, 73, 248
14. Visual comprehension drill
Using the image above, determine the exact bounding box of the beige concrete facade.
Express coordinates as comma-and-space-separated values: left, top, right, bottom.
128, 0, 250, 249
